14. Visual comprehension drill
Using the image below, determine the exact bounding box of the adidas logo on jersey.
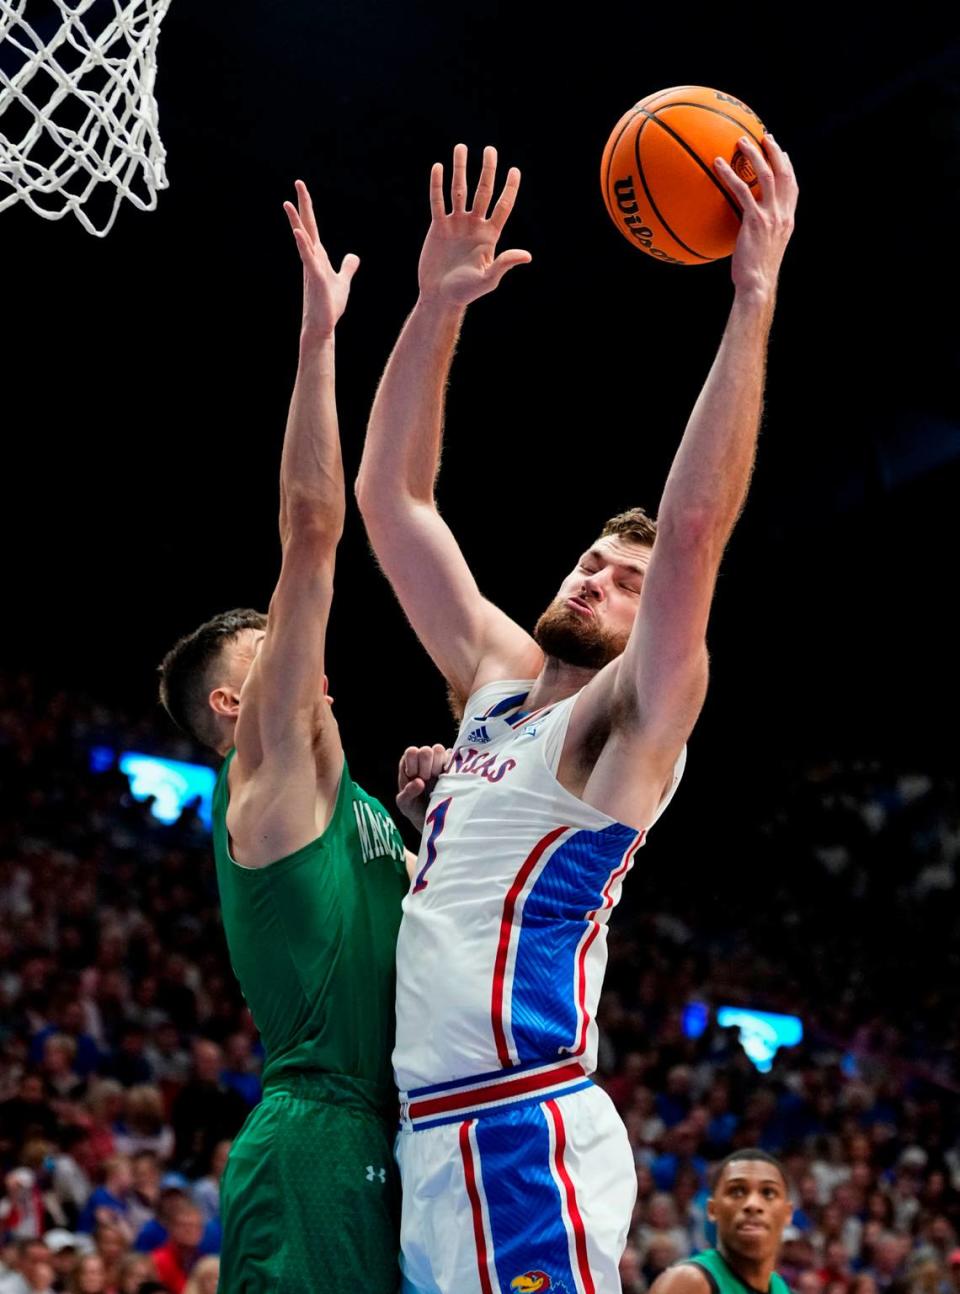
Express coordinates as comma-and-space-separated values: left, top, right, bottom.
466, 724, 490, 744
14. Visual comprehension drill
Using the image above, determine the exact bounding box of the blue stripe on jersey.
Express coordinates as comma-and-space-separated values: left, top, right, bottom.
509, 822, 638, 1061
474, 1103, 579, 1294
483, 691, 529, 719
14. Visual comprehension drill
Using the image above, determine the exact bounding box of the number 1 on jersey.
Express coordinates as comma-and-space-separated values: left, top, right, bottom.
412, 797, 452, 894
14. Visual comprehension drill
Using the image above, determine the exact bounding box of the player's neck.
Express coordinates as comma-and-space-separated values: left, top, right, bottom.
717, 1242, 777, 1293
524, 655, 597, 710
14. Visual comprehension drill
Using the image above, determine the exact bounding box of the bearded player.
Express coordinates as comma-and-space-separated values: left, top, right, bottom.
357, 135, 797, 1294
651, 1151, 794, 1294
158, 184, 409, 1293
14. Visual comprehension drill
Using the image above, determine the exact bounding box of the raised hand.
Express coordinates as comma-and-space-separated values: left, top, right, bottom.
714, 135, 798, 299
283, 180, 360, 337
396, 743, 451, 833
418, 143, 532, 309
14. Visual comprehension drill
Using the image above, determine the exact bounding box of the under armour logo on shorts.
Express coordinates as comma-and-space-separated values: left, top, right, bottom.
366, 1165, 386, 1183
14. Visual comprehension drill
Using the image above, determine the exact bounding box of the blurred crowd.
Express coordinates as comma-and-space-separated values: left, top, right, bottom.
0, 669, 957, 1294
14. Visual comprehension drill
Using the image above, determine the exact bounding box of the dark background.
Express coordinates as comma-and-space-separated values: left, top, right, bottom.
3, 5, 958, 837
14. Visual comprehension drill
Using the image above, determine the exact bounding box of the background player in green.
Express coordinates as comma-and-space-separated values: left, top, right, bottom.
649, 1151, 794, 1294
158, 182, 410, 1293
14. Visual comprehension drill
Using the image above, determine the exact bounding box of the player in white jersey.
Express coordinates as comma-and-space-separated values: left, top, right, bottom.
357, 137, 798, 1294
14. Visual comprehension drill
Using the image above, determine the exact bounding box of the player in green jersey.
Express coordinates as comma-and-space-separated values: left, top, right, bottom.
158, 183, 412, 1293
649, 1150, 794, 1294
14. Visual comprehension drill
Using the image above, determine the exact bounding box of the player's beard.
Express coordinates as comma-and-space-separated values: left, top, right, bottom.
533, 599, 629, 671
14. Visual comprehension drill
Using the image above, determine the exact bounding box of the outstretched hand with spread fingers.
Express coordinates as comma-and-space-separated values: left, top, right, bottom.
714, 134, 798, 299
418, 144, 532, 309
283, 179, 360, 336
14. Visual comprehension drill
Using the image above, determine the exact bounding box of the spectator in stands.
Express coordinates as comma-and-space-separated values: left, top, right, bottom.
69, 1254, 107, 1294
76, 1159, 133, 1235
0, 1172, 48, 1242
50, 1131, 95, 1230
81, 1086, 123, 1169
635, 1193, 692, 1261
652, 1121, 708, 1192
29, 1003, 98, 1081
819, 1238, 854, 1287
0, 1078, 57, 1163
218, 1036, 259, 1110
865, 1233, 910, 1290
703, 1080, 739, 1157
126, 1154, 160, 1240
170, 1044, 245, 1178
0, 1240, 53, 1294
850, 1275, 880, 1294
115, 1254, 156, 1294
642, 1234, 680, 1288
99, 1031, 151, 1092
39, 1041, 84, 1107
125, 982, 166, 1038
133, 1182, 217, 1260
181, 1255, 218, 1294
113, 1092, 171, 1166
149, 1202, 203, 1294
779, 1227, 817, 1287
795, 1273, 823, 1294
191, 1144, 229, 1227
41, 1231, 85, 1291
657, 1066, 694, 1129
142, 1027, 189, 1095
93, 1225, 128, 1292
619, 1243, 645, 1294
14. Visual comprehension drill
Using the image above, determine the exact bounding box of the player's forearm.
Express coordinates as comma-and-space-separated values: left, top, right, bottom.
279, 330, 345, 544
656, 288, 775, 554
356, 298, 463, 515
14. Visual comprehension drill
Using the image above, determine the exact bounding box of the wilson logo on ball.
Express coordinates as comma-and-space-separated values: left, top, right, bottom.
613, 176, 684, 263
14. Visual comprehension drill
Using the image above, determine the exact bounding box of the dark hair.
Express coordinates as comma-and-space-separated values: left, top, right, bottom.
714, 1148, 789, 1190
158, 609, 266, 748
601, 506, 657, 548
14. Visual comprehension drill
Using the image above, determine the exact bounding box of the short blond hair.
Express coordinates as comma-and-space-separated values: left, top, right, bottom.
601, 506, 657, 547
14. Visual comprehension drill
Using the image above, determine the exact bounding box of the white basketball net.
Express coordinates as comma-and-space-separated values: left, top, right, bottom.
0, 0, 171, 236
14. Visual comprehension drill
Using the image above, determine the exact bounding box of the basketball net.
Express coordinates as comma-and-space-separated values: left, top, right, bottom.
0, 0, 171, 237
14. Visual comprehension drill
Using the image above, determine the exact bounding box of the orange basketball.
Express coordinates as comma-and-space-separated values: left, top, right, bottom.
600, 86, 766, 265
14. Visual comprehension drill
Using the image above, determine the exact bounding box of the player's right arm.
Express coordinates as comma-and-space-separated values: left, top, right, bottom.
227, 183, 359, 866
355, 144, 542, 707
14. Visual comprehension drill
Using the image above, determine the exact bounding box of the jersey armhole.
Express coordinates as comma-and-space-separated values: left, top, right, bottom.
539, 692, 581, 775
224, 759, 349, 875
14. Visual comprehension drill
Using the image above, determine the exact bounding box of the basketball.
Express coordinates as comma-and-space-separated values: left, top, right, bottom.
600, 85, 766, 265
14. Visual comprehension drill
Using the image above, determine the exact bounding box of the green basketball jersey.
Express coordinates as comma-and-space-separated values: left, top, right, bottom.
685, 1249, 792, 1294
212, 751, 408, 1109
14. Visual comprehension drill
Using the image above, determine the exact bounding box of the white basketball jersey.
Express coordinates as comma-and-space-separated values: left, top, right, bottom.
393, 678, 686, 1091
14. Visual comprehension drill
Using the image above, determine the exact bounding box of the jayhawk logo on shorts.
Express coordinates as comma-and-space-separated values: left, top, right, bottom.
511, 1274, 559, 1293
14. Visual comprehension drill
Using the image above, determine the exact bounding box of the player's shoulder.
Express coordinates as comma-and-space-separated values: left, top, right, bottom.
650, 1259, 715, 1294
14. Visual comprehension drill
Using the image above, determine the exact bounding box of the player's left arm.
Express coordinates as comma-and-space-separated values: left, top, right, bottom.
229, 185, 359, 857
583, 135, 798, 824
